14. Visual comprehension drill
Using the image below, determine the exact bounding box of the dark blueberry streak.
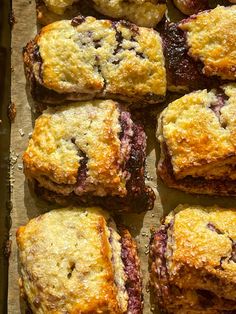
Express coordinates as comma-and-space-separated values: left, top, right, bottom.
71, 16, 85, 26
207, 223, 223, 235
230, 241, 236, 263
160, 21, 219, 91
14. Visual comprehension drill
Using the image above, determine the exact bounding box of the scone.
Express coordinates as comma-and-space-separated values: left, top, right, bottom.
149, 204, 236, 313
36, 0, 166, 27
23, 100, 155, 211
23, 16, 166, 106
17, 207, 143, 313
157, 83, 236, 196
161, 5, 236, 92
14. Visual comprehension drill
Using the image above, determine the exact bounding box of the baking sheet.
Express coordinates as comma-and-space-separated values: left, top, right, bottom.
8, 0, 235, 313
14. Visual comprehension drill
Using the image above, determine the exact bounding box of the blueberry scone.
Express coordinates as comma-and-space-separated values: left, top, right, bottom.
17, 207, 143, 313
23, 99, 155, 211
157, 83, 236, 196
149, 204, 236, 313
36, 0, 166, 27
23, 16, 166, 106
161, 5, 236, 92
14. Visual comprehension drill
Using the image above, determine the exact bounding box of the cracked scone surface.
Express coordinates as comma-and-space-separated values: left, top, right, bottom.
149, 204, 236, 313
23, 99, 154, 211
17, 207, 142, 313
179, 5, 236, 81
157, 83, 236, 195
23, 16, 166, 105
37, 0, 166, 27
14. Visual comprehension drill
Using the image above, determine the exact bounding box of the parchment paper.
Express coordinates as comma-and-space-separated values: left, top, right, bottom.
8, 0, 235, 313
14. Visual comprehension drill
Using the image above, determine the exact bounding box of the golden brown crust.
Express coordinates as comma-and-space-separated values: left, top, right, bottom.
23, 100, 155, 212
157, 84, 236, 195
23, 100, 126, 196
149, 205, 236, 313
16, 207, 125, 313
23, 16, 166, 106
17, 207, 143, 314
166, 205, 236, 296
179, 5, 236, 81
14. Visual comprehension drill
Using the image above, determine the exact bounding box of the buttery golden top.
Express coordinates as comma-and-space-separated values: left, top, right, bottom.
36, 17, 166, 99
179, 5, 236, 80
158, 84, 236, 179
165, 205, 236, 295
23, 100, 127, 196
17, 207, 128, 314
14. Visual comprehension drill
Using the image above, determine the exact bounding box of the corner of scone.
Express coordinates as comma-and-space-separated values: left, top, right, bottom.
157, 83, 236, 195
23, 99, 155, 211
23, 15, 166, 106
149, 204, 236, 313
179, 5, 236, 81
16, 206, 143, 313
161, 5, 236, 92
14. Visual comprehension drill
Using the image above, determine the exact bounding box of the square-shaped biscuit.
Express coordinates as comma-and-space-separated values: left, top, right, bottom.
149, 204, 236, 313
161, 5, 236, 93
17, 207, 142, 313
157, 83, 236, 195
23, 16, 166, 106
23, 99, 154, 211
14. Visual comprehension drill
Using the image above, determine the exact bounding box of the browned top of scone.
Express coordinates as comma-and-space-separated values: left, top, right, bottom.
157, 84, 236, 181
23, 100, 128, 197
17, 207, 129, 313
23, 16, 166, 104
150, 205, 236, 304
179, 5, 236, 81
